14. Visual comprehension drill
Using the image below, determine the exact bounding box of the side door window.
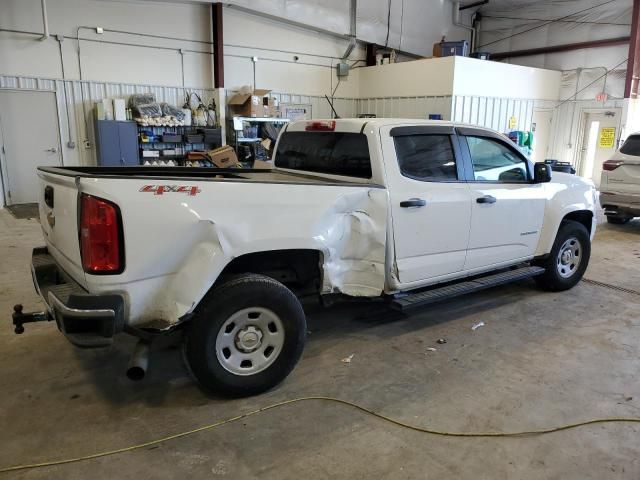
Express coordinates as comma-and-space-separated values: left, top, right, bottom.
466, 136, 529, 183
394, 134, 459, 181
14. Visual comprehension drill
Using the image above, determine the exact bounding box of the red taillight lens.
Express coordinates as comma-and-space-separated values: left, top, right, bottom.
305, 120, 336, 131
80, 194, 123, 273
602, 160, 624, 171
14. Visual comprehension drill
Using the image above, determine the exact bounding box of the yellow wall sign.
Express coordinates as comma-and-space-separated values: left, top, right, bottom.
598, 127, 616, 148
508, 116, 517, 130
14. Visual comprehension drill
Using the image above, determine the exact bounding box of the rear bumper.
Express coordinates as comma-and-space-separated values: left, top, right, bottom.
600, 191, 640, 217
32, 247, 125, 347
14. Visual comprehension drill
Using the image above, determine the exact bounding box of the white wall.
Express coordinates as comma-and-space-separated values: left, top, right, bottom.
223, 7, 362, 98
0, 0, 214, 87
452, 56, 562, 100
358, 57, 456, 98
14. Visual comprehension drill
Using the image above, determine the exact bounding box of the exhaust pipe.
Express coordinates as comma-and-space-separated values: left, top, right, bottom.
126, 340, 150, 381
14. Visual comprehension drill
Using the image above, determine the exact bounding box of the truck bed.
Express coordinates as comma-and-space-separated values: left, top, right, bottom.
37, 166, 383, 188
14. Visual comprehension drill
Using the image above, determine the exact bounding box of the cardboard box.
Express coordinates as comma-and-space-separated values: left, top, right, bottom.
228, 89, 271, 118
267, 97, 280, 117
207, 145, 239, 168
253, 159, 273, 169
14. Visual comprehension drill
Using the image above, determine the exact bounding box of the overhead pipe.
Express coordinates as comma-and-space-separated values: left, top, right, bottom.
341, 0, 357, 60
452, 1, 476, 53
40, 0, 49, 41
625, 0, 640, 98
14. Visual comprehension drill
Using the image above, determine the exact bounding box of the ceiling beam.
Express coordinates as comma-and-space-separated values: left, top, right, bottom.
490, 36, 630, 60
625, 0, 640, 98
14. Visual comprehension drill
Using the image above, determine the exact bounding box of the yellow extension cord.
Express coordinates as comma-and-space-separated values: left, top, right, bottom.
2, 396, 640, 474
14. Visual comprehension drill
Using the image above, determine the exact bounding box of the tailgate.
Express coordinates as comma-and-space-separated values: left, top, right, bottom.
606, 159, 640, 194
37, 169, 86, 287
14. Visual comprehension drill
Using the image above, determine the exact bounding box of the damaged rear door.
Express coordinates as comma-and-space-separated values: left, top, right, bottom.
382, 125, 472, 286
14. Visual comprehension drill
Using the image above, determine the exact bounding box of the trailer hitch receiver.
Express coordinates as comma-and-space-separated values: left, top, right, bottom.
12, 304, 51, 334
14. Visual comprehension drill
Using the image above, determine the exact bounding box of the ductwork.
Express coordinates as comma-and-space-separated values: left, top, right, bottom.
40, 0, 49, 41
342, 0, 357, 60
452, 1, 476, 52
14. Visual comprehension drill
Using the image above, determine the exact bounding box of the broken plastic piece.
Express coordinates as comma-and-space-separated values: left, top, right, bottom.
341, 354, 355, 363
471, 321, 485, 331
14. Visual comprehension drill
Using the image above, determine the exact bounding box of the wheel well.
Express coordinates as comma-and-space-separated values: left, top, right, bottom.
562, 210, 593, 234
218, 249, 323, 295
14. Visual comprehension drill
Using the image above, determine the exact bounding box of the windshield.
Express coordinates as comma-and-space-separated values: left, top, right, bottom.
620, 135, 640, 156
275, 132, 372, 178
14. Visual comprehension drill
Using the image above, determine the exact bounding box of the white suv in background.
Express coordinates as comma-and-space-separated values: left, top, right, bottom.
600, 132, 640, 224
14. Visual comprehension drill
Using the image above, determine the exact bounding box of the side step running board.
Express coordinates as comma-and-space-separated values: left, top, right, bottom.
390, 266, 545, 311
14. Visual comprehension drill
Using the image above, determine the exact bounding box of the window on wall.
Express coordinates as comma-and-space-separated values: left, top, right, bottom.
466, 136, 529, 182
394, 135, 458, 181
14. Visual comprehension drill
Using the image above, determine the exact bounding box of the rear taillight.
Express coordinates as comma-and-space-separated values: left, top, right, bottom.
602, 159, 624, 171
305, 120, 336, 131
80, 194, 123, 274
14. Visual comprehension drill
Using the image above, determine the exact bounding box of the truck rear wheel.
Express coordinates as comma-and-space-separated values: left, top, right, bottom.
184, 274, 306, 397
533, 220, 590, 291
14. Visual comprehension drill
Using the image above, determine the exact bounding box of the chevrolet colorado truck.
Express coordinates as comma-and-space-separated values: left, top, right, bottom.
13, 119, 597, 396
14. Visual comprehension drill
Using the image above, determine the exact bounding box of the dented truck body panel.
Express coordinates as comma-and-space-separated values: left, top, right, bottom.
37, 169, 389, 328
34, 119, 597, 331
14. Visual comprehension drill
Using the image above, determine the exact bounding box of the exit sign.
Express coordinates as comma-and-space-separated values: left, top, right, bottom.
596, 92, 608, 102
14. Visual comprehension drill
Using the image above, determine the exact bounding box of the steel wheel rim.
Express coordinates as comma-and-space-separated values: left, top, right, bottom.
215, 307, 285, 376
556, 236, 582, 279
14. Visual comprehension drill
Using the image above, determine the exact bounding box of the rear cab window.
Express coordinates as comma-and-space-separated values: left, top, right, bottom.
275, 131, 372, 179
620, 135, 640, 156
394, 135, 458, 181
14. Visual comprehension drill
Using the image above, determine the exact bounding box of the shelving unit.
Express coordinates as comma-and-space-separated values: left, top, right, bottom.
137, 124, 222, 166
229, 116, 289, 165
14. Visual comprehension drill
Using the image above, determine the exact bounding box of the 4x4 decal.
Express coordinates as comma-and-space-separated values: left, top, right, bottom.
140, 185, 201, 196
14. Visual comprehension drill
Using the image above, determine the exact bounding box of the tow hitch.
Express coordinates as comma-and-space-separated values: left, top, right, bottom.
12, 304, 52, 334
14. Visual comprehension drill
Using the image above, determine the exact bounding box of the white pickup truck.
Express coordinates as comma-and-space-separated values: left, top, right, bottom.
13, 119, 597, 396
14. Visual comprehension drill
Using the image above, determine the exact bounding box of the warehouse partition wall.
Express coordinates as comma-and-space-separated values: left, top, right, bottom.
0, 90, 62, 206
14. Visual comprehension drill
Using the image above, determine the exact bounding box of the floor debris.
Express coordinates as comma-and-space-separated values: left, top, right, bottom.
425, 347, 437, 352
471, 321, 486, 331
436, 338, 447, 344
341, 354, 355, 364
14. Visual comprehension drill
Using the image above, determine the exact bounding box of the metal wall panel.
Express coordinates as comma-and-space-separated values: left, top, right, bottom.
1, 74, 217, 166
452, 95, 535, 132
355, 96, 453, 120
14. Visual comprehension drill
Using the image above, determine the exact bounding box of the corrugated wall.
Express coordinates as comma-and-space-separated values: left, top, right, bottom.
451, 96, 535, 132
356, 96, 453, 120
538, 98, 627, 167
0, 74, 216, 167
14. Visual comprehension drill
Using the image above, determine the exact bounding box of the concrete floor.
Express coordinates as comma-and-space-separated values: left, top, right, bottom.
1, 209, 639, 479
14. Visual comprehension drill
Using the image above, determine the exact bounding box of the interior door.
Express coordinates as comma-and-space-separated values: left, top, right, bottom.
458, 128, 546, 271
578, 110, 620, 188
0, 90, 62, 205
531, 109, 552, 163
383, 125, 472, 286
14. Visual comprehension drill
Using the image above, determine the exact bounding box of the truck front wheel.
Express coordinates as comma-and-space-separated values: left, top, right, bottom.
184, 274, 306, 397
534, 220, 591, 291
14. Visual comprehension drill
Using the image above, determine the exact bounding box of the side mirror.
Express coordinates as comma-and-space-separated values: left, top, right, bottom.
533, 162, 552, 183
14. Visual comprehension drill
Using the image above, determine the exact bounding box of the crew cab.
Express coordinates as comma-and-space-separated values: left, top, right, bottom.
13, 119, 597, 396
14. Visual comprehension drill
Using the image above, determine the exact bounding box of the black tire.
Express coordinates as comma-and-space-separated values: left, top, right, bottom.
184, 273, 306, 397
606, 215, 632, 225
533, 220, 591, 292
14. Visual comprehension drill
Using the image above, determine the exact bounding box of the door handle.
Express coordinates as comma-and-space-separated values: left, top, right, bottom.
400, 198, 426, 208
476, 195, 497, 204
